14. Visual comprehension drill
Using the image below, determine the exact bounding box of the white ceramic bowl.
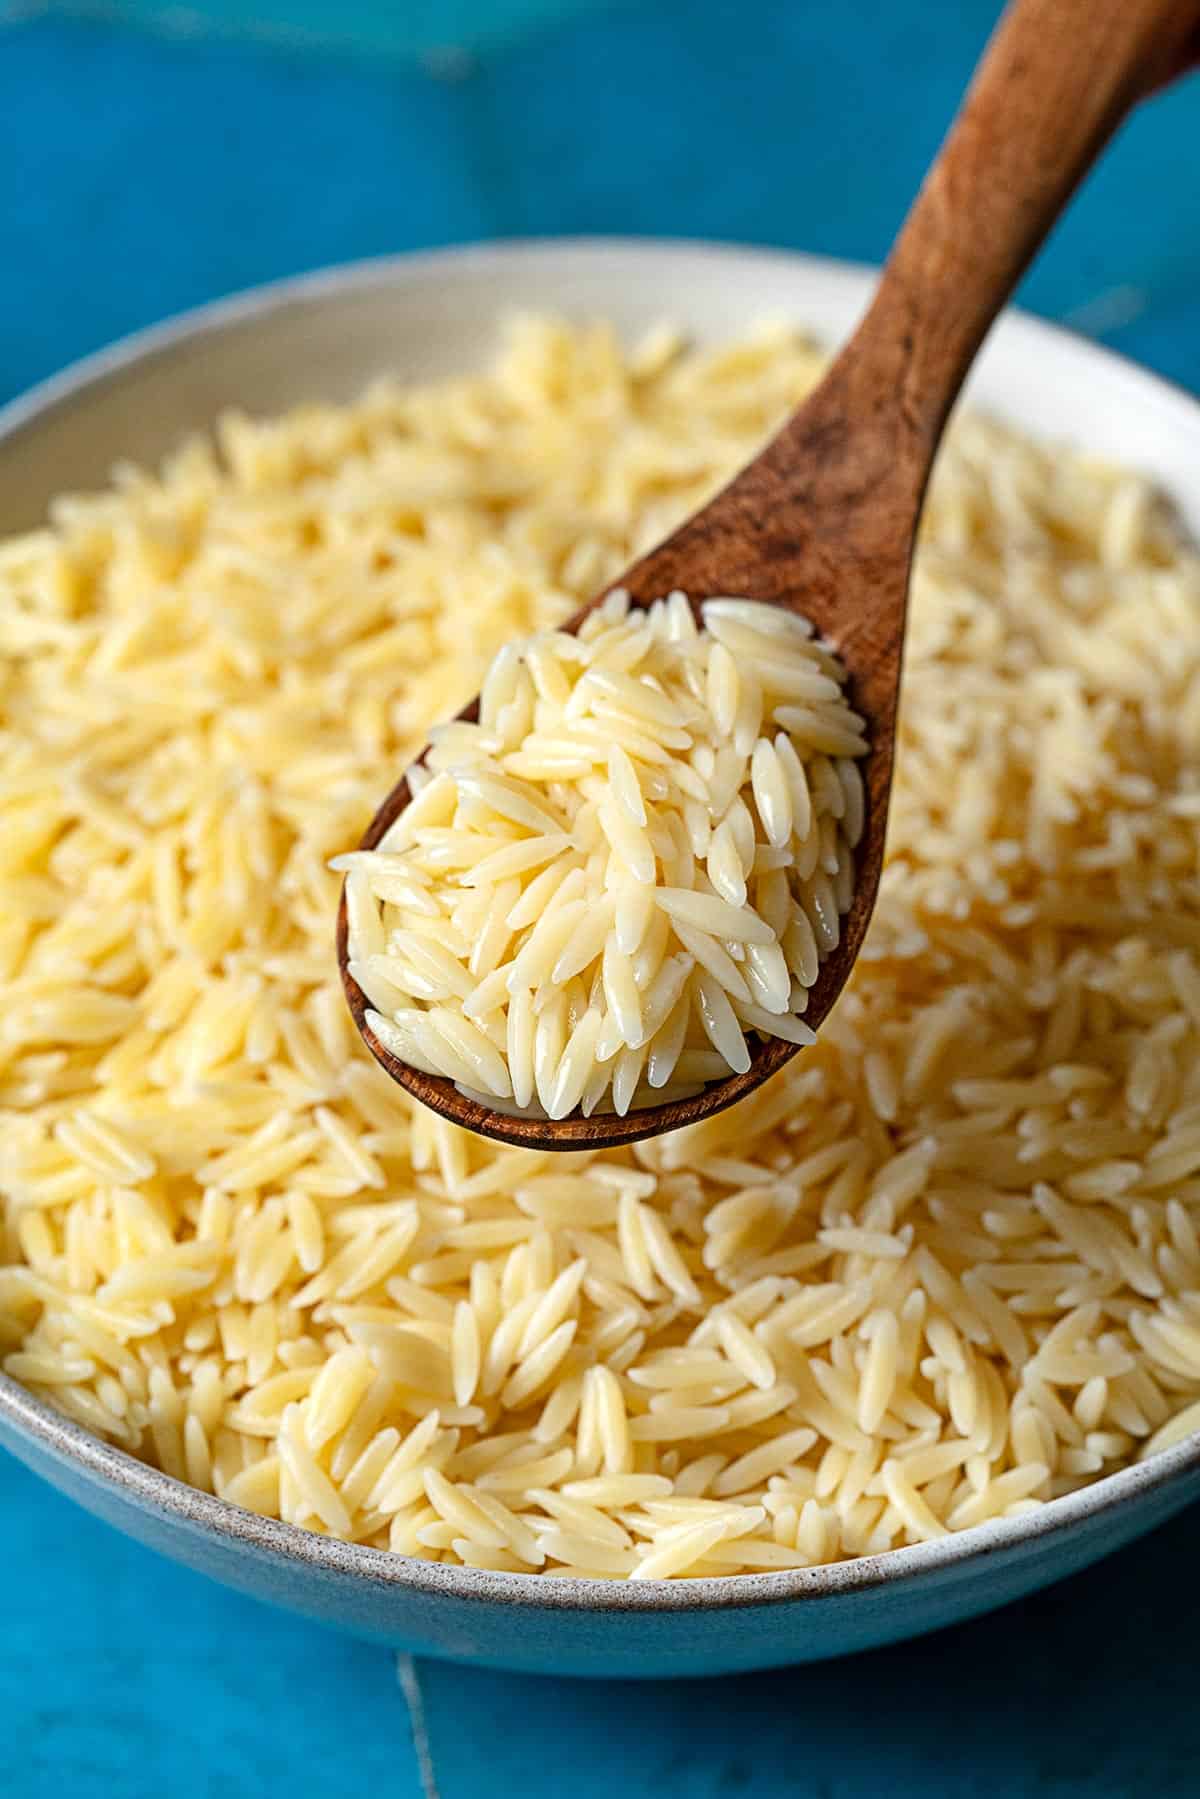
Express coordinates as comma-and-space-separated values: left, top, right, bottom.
2, 241, 1199, 1676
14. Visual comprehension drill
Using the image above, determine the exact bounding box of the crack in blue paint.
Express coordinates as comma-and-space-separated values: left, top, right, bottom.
397, 1656, 442, 1799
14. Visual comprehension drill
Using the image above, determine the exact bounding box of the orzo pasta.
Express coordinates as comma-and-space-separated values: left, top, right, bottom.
2, 318, 1200, 1577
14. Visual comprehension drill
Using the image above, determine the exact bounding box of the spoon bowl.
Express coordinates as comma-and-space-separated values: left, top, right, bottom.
340, 0, 1200, 1149
337, 577, 891, 1151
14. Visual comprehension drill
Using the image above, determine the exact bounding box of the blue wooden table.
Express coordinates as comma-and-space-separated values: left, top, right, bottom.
3, 3, 1200, 1791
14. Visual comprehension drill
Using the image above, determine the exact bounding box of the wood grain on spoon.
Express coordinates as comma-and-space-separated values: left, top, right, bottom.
339, 0, 1200, 1150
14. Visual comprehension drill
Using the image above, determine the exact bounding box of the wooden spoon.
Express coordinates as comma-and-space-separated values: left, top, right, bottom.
339, 0, 1199, 1151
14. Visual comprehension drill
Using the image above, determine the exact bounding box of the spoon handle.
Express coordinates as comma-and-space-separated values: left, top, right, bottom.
723, 0, 1200, 692
854, 0, 1200, 452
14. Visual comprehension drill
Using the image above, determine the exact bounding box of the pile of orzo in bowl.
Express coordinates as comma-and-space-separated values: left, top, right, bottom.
3, 315, 1200, 1580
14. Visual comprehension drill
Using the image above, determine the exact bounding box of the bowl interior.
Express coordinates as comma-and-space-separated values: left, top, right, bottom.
2, 239, 1200, 1622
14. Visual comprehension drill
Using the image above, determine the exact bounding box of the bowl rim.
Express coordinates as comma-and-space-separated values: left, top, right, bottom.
5, 1361, 1199, 1613
2, 234, 1199, 1615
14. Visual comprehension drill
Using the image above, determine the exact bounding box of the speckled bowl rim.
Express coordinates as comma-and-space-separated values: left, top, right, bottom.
5, 1364, 1200, 1612
2, 237, 1199, 1614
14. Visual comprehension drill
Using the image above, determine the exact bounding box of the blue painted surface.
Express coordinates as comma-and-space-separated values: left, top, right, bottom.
3, 1, 1200, 1790
7, 1445, 1200, 1794
3, 2, 1200, 410
47, 0, 625, 59
4, 1451, 420, 1797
